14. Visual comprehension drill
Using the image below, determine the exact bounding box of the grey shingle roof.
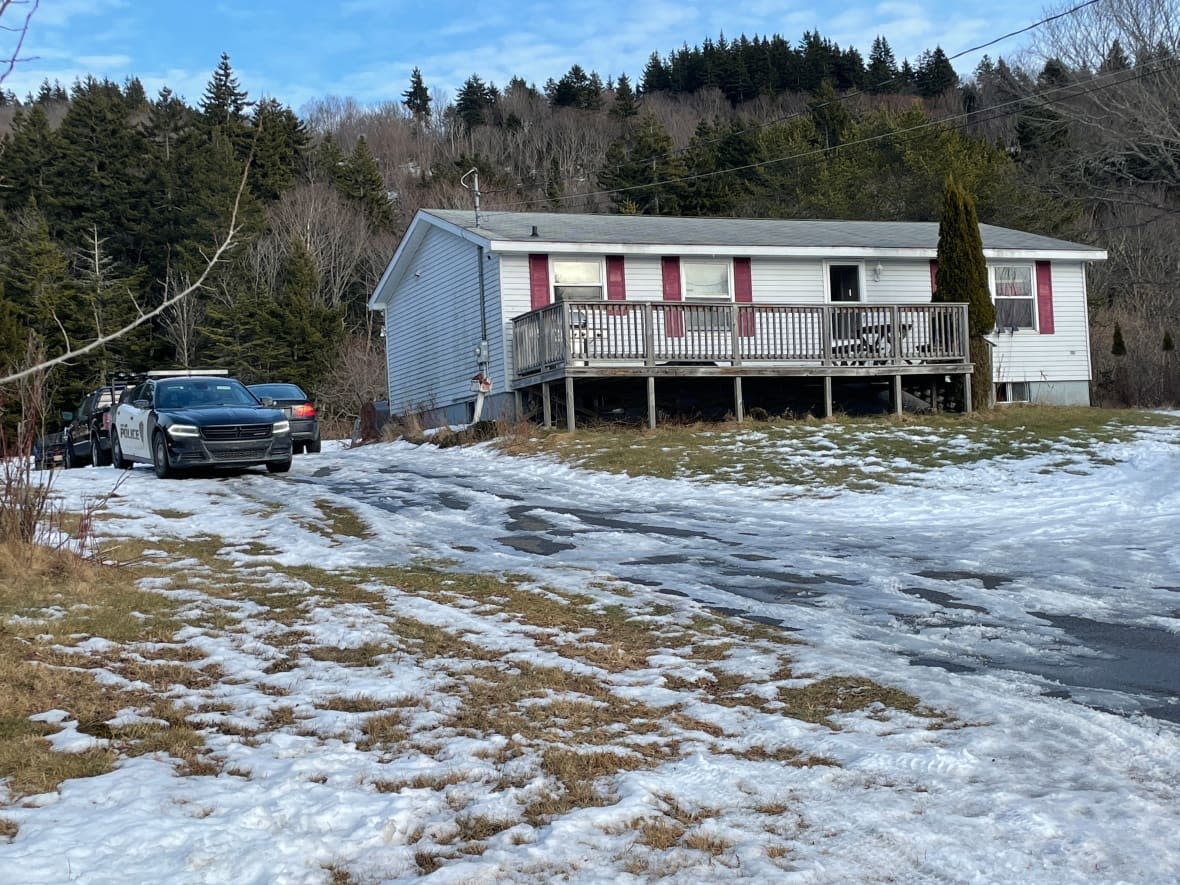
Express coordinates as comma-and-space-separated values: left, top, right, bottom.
424, 209, 1099, 253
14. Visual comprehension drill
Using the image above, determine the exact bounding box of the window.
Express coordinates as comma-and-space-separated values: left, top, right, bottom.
827, 264, 861, 302
552, 258, 603, 302
992, 265, 1035, 330
995, 381, 1031, 404
680, 260, 732, 331
682, 260, 730, 301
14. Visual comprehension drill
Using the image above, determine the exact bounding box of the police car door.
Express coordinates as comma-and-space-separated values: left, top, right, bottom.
115, 381, 151, 459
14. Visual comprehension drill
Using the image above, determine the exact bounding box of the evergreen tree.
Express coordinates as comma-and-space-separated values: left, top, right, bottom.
611, 73, 639, 118
340, 137, 393, 230
809, 81, 851, 150
867, 36, 898, 93
599, 113, 686, 215
200, 52, 251, 127
640, 52, 672, 93
402, 67, 432, 123
915, 47, 958, 97
0, 107, 60, 213
455, 74, 497, 131
1111, 323, 1126, 356
45, 77, 148, 264
1099, 39, 1131, 73
0, 279, 25, 374
248, 97, 309, 201
309, 132, 347, 188
935, 176, 994, 407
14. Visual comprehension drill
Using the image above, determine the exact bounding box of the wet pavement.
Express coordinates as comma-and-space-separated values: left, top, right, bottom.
305, 460, 1180, 724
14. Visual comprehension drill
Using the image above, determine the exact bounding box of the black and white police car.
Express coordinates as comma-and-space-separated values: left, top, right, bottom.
111, 372, 293, 478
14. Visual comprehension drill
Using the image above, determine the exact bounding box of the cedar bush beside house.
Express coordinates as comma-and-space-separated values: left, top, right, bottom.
934, 177, 994, 410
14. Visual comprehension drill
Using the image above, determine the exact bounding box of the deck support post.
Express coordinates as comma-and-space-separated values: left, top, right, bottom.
565, 376, 576, 431
823, 377, 833, 418
893, 375, 903, 416
513, 390, 522, 422
542, 382, 552, 428
962, 372, 973, 414
647, 376, 656, 429
733, 377, 744, 423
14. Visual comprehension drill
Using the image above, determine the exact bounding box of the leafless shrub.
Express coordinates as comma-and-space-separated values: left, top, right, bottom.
317, 325, 386, 437
0, 341, 60, 546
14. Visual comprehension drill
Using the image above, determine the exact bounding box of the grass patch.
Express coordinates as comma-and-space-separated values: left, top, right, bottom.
778, 676, 928, 728
524, 746, 648, 824
0, 818, 16, 840
494, 407, 1179, 488
307, 642, 393, 667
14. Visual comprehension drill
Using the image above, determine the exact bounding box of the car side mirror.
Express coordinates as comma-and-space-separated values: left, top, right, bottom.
260, 397, 275, 407
61, 411, 74, 422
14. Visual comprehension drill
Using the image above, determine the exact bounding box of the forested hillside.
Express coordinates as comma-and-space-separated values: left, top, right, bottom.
1, 0, 1176, 420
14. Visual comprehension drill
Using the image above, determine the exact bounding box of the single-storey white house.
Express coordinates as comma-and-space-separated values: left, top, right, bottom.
368, 210, 1106, 428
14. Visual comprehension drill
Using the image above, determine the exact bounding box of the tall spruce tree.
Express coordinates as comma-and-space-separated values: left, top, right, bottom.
611, 73, 640, 118
935, 176, 994, 408
340, 137, 393, 231
402, 67, 432, 124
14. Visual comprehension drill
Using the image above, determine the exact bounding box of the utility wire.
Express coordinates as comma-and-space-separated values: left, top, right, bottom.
486, 0, 1107, 201
496, 55, 1174, 211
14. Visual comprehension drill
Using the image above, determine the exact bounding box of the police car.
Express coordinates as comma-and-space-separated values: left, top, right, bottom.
111, 372, 292, 478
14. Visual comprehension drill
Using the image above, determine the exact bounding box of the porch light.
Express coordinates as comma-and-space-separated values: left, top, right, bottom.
872, 261, 883, 282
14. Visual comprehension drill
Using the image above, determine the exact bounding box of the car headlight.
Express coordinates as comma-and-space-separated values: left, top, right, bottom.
167, 423, 200, 438
273, 420, 290, 435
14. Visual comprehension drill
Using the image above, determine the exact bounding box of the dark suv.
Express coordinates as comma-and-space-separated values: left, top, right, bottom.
62, 381, 129, 468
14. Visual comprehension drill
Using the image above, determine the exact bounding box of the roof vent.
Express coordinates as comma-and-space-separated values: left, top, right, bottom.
530, 225, 539, 237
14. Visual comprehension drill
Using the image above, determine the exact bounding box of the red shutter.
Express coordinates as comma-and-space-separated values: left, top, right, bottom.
1035, 261, 1055, 334
528, 254, 550, 310
661, 256, 683, 338
606, 255, 627, 315
929, 259, 938, 296
734, 256, 754, 337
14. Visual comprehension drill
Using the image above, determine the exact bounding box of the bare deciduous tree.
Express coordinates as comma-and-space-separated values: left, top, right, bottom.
159, 271, 207, 368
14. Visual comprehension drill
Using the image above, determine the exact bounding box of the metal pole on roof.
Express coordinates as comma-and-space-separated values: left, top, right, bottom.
460, 167, 481, 228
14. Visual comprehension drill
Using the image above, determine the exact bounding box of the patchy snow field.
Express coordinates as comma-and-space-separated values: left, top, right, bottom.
2, 418, 1179, 884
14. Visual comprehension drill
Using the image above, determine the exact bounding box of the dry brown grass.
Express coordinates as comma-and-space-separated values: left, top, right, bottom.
0, 542, 215, 797
638, 818, 686, 849
0, 818, 17, 841
523, 747, 648, 824
778, 676, 928, 728
356, 712, 408, 751
307, 642, 393, 667
374, 770, 467, 793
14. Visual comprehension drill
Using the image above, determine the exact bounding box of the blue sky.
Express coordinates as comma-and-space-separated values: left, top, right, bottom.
4, 0, 1044, 113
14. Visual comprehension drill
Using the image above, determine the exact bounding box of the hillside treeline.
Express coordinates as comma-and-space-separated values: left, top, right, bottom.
1, 0, 1177, 419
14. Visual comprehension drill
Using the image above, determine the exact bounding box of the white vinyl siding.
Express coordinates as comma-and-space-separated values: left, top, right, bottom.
384, 227, 504, 416
988, 261, 1091, 386
446, 241, 1094, 402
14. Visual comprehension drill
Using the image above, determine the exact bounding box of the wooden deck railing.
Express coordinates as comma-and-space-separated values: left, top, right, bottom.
512, 301, 969, 376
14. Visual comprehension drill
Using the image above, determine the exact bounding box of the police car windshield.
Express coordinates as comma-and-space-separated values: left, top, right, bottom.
156, 379, 258, 410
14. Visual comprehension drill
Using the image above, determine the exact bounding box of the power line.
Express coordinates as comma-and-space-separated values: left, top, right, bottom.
498, 54, 1176, 211
489, 0, 1109, 202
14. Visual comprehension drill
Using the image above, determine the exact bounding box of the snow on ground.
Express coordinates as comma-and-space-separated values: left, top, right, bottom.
2, 419, 1180, 883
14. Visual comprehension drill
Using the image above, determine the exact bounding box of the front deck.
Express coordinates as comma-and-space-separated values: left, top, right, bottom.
511, 301, 973, 428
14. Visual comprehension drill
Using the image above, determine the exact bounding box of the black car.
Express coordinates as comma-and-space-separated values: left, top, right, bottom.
247, 383, 321, 454
111, 375, 292, 478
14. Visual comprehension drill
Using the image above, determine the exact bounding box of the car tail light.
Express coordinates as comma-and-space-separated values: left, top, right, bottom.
292, 403, 316, 419
102, 412, 111, 430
